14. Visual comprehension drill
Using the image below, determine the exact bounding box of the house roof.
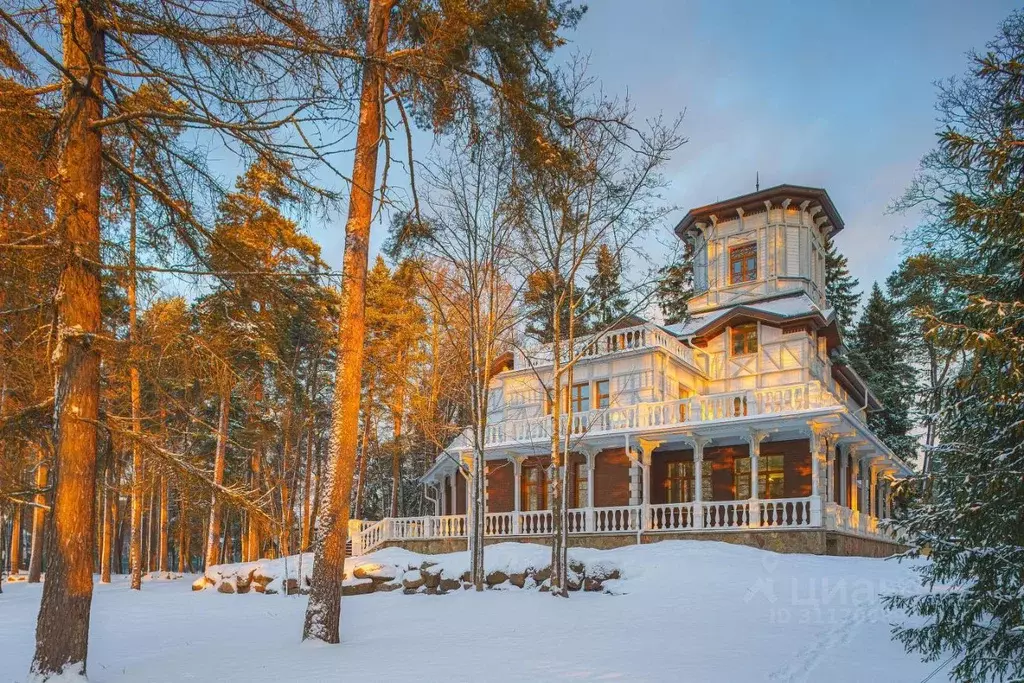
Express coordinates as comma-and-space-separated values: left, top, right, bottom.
665, 292, 834, 339
673, 184, 845, 239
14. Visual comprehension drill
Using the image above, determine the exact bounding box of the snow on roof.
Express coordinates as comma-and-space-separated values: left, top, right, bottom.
665, 293, 832, 338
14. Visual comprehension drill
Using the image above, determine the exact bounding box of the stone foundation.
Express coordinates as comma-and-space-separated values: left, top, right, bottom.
381, 529, 904, 558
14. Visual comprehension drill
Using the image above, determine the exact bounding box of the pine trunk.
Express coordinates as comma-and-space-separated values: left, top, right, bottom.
158, 477, 169, 573
204, 391, 230, 569
353, 384, 373, 520
128, 144, 144, 590
303, 0, 391, 644
31, 0, 104, 675
9, 505, 22, 575
176, 492, 187, 574
301, 424, 315, 550
27, 451, 48, 583
389, 381, 404, 518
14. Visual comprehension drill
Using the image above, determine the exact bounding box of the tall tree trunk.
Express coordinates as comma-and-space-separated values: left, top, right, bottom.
301, 424, 315, 550
9, 505, 22, 575
204, 391, 230, 569
389, 379, 405, 518
304, 0, 392, 644
353, 385, 374, 520
32, 0, 104, 676
245, 449, 261, 560
27, 449, 48, 583
176, 492, 187, 574
99, 465, 112, 583
280, 410, 293, 557
158, 476, 169, 573
127, 145, 144, 591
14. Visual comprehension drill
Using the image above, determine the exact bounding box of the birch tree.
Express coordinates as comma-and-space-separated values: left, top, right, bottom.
516, 70, 683, 595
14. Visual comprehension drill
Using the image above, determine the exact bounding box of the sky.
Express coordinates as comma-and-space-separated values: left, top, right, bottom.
296, 0, 1018, 301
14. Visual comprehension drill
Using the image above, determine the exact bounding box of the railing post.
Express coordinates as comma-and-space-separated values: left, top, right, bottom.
747, 430, 766, 527
511, 455, 522, 535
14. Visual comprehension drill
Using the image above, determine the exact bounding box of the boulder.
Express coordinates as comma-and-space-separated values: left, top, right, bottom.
217, 580, 236, 594
485, 570, 509, 586
354, 563, 398, 581
569, 559, 585, 575
401, 570, 425, 590
252, 583, 265, 593
583, 577, 604, 592
533, 566, 551, 584
342, 579, 375, 596
421, 570, 441, 590
376, 580, 403, 592
191, 577, 207, 592
508, 572, 527, 589
285, 578, 300, 596
439, 578, 461, 593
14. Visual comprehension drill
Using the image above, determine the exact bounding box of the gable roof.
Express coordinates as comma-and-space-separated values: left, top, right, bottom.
665, 293, 834, 339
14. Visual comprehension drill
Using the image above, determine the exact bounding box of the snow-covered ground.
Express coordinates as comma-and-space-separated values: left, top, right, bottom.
0, 541, 948, 682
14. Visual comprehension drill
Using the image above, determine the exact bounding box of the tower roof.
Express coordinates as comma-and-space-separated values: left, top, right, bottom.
673, 184, 845, 239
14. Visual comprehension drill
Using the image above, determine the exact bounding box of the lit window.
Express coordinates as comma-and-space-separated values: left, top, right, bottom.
729, 243, 757, 284
595, 380, 610, 409
570, 382, 590, 413
665, 461, 713, 503
734, 454, 785, 499
731, 324, 758, 356
574, 462, 589, 508
523, 466, 546, 511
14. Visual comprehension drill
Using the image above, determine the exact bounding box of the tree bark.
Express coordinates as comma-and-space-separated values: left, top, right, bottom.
204, 391, 230, 569
158, 476, 169, 573
389, 379, 405, 518
9, 505, 22, 575
27, 450, 48, 583
31, 0, 104, 676
303, 0, 392, 644
127, 144, 144, 591
300, 423, 315, 550
176, 492, 187, 574
353, 384, 374, 520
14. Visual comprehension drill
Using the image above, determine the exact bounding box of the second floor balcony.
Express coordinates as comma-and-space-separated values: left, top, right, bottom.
482, 380, 841, 448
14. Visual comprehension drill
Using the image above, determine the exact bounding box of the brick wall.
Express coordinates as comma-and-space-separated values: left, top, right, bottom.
594, 448, 631, 507
486, 460, 514, 513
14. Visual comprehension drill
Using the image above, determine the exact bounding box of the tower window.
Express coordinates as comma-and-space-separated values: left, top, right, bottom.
729, 243, 757, 284
731, 324, 758, 356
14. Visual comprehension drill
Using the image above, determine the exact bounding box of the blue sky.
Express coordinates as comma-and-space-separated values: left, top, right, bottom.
302, 0, 1018, 298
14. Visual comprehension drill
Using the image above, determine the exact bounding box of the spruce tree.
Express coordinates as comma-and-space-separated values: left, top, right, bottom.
883, 13, 1024, 681
585, 244, 630, 328
848, 283, 918, 461
523, 270, 584, 342
823, 236, 860, 339
656, 241, 694, 326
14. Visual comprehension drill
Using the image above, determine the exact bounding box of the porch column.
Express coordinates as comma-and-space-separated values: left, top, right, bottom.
440, 476, 448, 515
868, 463, 878, 519
583, 447, 597, 532
884, 475, 893, 518
839, 445, 848, 507
808, 423, 832, 526
747, 431, 767, 527
691, 436, 710, 530
635, 438, 661, 532
512, 456, 522, 535
849, 449, 861, 514
825, 445, 836, 503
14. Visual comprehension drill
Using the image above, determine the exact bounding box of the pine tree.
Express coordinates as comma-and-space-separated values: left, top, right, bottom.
882, 13, 1024, 681
523, 270, 583, 342
823, 236, 860, 340
848, 284, 918, 462
585, 244, 630, 328
656, 241, 693, 326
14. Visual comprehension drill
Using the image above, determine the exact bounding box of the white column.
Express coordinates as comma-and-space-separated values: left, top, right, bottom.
884, 479, 893, 518
692, 437, 708, 529
839, 446, 848, 507
512, 456, 522, 535
748, 432, 765, 527
825, 445, 835, 503
440, 476, 448, 515
850, 452, 861, 514
868, 464, 878, 519
585, 450, 596, 532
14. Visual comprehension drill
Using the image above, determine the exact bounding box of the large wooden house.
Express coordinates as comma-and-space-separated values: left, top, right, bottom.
351, 185, 912, 557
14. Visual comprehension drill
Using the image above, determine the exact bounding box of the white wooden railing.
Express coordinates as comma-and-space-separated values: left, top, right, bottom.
483, 381, 836, 447
513, 323, 710, 375
348, 497, 904, 555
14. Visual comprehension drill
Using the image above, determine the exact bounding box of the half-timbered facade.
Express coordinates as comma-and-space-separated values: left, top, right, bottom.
351, 185, 912, 557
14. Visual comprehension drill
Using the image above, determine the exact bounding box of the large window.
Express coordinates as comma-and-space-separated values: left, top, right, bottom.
595, 379, 610, 409
734, 454, 785, 499
574, 462, 589, 508
665, 461, 713, 503
729, 243, 757, 284
731, 324, 758, 356
523, 465, 546, 511
570, 382, 590, 413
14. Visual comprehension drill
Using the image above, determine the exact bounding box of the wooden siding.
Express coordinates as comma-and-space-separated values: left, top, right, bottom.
486, 460, 514, 513
593, 448, 631, 507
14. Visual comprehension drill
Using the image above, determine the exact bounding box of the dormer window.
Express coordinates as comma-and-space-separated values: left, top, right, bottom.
729, 243, 757, 284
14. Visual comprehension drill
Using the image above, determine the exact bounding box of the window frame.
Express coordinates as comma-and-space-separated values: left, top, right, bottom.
729, 242, 758, 284
730, 323, 759, 357
570, 382, 590, 414
665, 460, 713, 504
734, 454, 785, 500
574, 462, 589, 508
523, 465, 547, 511
595, 379, 610, 409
